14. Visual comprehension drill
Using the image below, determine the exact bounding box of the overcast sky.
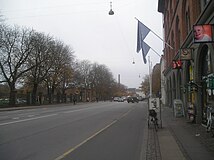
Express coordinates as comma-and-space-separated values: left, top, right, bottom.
0, 0, 163, 88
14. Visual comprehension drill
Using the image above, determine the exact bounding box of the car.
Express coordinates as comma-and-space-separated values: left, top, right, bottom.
118, 97, 124, 102
113, 97, 120, 101
127, 96, 139, 103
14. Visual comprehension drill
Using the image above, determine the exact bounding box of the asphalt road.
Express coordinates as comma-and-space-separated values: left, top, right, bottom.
0, 101, 148, 160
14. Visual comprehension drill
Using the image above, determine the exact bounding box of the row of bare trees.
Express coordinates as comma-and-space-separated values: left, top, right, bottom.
0, 22, 126, 106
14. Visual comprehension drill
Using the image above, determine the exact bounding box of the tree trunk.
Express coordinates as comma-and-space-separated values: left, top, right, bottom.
31, 83, 38, 105
9, 84, 17, 106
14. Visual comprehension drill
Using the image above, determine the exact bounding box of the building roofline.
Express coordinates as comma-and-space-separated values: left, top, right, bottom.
158, 0, 164, 13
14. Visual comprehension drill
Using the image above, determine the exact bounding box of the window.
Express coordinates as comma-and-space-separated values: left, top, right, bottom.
207, 48, 212, 73
185, 8, 191, 33
176, 16, 181, 50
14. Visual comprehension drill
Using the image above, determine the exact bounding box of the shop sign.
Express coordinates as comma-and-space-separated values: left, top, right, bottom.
180, 49, 192, 60
173, 99, 184, 117
75, 90, 80, 94
172, 60, 182, 69
193, 24, 213, 43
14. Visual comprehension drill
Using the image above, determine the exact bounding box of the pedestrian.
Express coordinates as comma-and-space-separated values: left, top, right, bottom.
73, 94, 76, 105
87, 97, 90, 102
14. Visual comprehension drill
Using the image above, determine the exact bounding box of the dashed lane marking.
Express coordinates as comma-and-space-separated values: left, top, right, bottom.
0, 114, 57, 126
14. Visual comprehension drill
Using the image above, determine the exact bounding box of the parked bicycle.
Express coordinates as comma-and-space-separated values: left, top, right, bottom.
148, 109, 158, 131
206, 105, 214, 137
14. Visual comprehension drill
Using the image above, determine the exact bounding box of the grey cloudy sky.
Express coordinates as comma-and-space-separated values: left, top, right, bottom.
0, 0, 163, 88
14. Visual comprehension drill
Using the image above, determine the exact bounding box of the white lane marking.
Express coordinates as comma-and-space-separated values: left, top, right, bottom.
27, 115, 35, 117
0, 106, 98, 126
62, 106, 102, 114
0, 114, 57, 126
62, 108, 89, 113
12, 117, 20, 120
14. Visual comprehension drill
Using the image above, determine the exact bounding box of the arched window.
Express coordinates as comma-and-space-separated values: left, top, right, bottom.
201, 45, 212, 76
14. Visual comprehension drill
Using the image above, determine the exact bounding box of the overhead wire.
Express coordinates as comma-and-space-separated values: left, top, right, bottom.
112, 1, 138, 65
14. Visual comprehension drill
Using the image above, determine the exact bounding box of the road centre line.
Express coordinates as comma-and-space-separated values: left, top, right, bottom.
0, 114, 57, 126
54, 107, 135, 160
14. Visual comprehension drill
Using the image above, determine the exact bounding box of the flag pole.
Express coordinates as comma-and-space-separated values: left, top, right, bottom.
135, 17, 174, 50
148, 56, 152, 98
144, 42, 162, 57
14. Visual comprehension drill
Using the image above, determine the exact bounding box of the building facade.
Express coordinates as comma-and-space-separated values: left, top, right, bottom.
158, 0, 214, 124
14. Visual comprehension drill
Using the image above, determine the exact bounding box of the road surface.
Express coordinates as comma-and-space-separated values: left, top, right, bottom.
0, 101, 148, 160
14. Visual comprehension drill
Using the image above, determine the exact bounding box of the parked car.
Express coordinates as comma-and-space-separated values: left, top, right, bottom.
113, 97, 120, 101
118, 97, 124, 102
127, 96, 139, 103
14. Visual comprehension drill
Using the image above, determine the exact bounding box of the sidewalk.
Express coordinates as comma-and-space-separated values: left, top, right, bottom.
157, 107, 214, 160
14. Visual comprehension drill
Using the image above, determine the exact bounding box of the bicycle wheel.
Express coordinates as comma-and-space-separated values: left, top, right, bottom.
154, 119, 158, 131
210, 120, 214, 137
207, 120, 211, 132
148, 118, 150, 128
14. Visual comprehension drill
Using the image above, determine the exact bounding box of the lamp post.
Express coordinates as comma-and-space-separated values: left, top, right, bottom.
109, 2, 114, 15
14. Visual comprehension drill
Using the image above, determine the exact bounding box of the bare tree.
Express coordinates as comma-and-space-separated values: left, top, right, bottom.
75, 60, 92, 86
24, 32, 55, 104
152, 64, 161, 97
89, 63, 115, 100
44, 40, 74, 103
0, 25, 35, 106
140, 74, 150, 97
74, 60, 94, 101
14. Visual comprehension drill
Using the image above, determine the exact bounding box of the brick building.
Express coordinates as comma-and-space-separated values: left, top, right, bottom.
158, 0, 214, 124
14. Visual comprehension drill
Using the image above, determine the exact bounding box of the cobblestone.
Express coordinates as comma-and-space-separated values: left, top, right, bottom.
146, 125, 161, 160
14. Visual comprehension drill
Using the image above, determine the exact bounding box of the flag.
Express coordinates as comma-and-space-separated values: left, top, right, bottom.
141, 41, 150, 64
136, 20, 150, 63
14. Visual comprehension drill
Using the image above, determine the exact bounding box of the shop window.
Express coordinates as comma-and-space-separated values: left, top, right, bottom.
201, 46, 214, 124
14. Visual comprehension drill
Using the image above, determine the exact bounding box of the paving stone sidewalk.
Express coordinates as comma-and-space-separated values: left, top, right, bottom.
159, 107, 214, 160
145, 106, 214, 160
146, 124, 162, 160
